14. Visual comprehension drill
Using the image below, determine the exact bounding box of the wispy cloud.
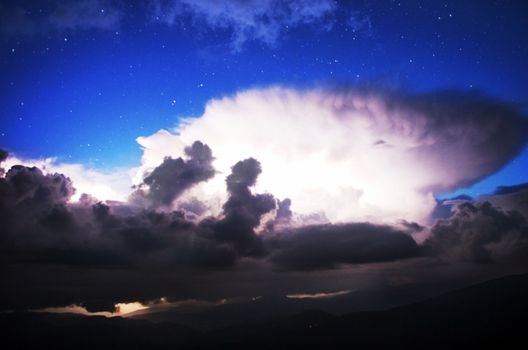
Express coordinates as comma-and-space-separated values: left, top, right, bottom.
151, 0, 337, 51
1, 0, 123, 38
348, 10, 372, 36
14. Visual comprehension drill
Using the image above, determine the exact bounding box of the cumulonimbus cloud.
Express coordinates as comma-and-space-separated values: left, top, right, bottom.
1, 85, 528, 313
2, 143, 528, 312
137, 86, 528, 224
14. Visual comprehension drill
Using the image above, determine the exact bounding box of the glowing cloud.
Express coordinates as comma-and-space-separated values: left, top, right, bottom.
137, 87, 527, 224
36, 301, 148, 318
286, 289, 352, 299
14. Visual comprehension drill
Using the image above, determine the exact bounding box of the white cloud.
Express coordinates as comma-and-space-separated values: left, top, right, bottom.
4, 86, 523, 225
136, 86, 526, 225
36, 301, 148, 318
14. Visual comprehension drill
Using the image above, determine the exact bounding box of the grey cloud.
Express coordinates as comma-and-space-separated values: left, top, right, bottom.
276, 198, 293, 221
201, 158, 276, 257
424, 198, 528, 264
493, 182, 528, 196
1, 150, 422, 311
485, 184, 528, 218
2, 140, 528, 314
268, 223, 420, 271
263, 198, 292, 232
1, 165, 75, 209
132, 141, 215, 208
0, 144, 230, 270
0, 149, 8, 176
0, 147, 274, 271
351, 89, 528, 193
0, 149, 8, 163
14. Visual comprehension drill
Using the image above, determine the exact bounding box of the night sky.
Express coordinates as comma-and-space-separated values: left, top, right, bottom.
1, 0, 528, 320
2, 0, 528, 196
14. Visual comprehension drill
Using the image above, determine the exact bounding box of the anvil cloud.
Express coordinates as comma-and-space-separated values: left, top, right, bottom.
138, 87, 528, 224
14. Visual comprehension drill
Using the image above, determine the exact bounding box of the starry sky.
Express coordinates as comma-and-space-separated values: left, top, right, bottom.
2, 0, 528, 198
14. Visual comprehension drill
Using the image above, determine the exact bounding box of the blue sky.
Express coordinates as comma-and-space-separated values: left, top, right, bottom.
1, 0, 527, 198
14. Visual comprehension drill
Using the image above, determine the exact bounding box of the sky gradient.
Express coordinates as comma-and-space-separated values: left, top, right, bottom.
2, 0, 528, 197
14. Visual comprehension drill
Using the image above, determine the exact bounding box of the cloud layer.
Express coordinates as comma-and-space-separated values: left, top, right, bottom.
2, 138, 528, 312
1, 85, 527, 313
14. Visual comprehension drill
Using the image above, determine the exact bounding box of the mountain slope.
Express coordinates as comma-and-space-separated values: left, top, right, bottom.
201, 273, 528, 349
2, 273, 528, 349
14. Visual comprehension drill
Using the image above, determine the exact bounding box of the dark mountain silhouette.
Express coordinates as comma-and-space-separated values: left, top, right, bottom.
2, 273, 528, 349
129, 284, 448, 331
0, 312, 197, 349
204, 273, 528, 349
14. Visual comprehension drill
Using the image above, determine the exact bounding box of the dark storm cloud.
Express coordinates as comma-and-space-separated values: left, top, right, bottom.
268, 223, 420, 271
0, 149, 275, 310
276, 198, 293, 221
0, 145, 424, 311
1, 164, 75, 209
423, 197, 528, 264
132, 141, 215, 208
485, 183, 528, 218
200, 158, 276, 257
0, 149, 7, 162
0, 149, 8, 176
2, 135, 528, 313
493, 183, 528, 196
0, 145, 276, 271
0, 142, 226, 269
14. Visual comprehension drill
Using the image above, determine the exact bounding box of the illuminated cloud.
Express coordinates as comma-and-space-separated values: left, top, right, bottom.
1, 84, 527, 313
286, 289, 352, 299
137, 87, 528, 224
37, 301, 148, 317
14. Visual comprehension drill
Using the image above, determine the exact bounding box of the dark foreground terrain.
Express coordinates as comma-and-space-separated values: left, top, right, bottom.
2, 273, 528, 349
